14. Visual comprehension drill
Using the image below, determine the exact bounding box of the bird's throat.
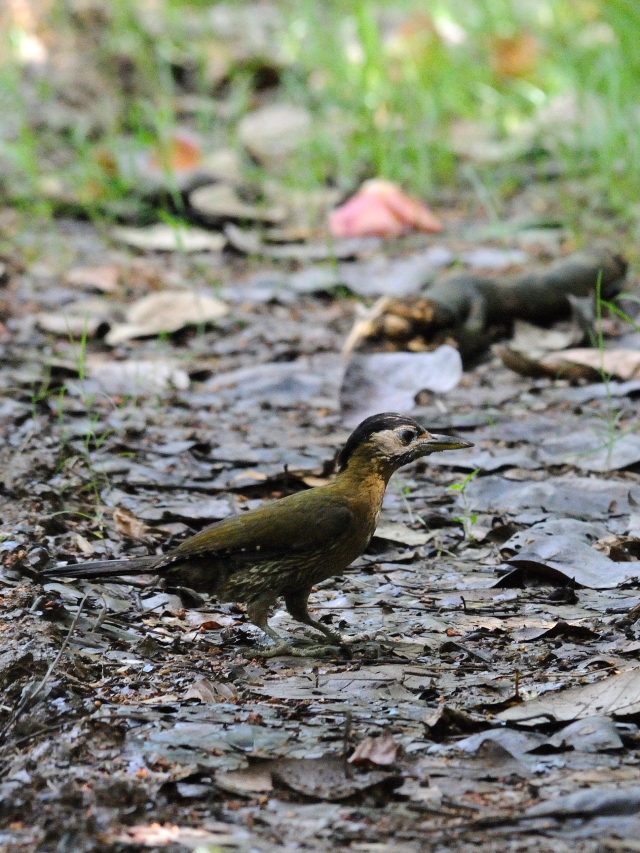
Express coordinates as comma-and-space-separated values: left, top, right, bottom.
337, 444, 398, 486
334, 449, 391, 534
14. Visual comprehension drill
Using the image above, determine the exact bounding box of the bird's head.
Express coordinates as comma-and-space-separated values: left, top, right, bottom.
336, 412, 473, 477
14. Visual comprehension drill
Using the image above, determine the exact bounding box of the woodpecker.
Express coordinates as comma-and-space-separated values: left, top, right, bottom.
41, 413, 472, 656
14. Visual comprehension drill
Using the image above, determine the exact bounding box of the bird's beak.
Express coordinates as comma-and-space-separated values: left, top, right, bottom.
422, 433, 474, 452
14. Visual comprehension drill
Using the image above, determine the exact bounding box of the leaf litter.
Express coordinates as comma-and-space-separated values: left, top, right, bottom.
2, 34, 640, 853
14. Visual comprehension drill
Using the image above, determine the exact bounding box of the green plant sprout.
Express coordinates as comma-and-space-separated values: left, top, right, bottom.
594, 271, 617, 467
47, 316, 123, 519
448, 469, 480, 540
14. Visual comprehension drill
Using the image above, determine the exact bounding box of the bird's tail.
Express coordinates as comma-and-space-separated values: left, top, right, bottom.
40, 556, 158, 581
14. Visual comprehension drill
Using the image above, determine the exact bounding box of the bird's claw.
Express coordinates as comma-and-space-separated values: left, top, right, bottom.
334, 631, 374, 645
295, 632, 338, 647
254, 641, 339, 658
305, 630, 343, 646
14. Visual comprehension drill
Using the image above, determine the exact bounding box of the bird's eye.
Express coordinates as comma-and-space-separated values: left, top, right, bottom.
397, 428, 417, 444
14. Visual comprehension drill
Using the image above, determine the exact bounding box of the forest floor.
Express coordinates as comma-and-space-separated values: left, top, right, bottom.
3, 2, 640, 851
1, 210, 640, 853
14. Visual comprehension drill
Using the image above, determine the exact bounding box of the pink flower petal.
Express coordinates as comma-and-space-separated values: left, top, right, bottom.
329, 179, 442, 238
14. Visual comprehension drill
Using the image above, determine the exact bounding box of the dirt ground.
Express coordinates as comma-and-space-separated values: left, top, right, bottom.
0, 215, 640, 853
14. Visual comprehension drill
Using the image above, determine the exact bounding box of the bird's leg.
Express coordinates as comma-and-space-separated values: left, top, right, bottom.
246, 598, 336, 658
285, 592, 380, 648
284, 591, 343, 645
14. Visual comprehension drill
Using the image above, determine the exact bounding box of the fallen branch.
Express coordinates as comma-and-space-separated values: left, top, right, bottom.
345, 243, 627, 359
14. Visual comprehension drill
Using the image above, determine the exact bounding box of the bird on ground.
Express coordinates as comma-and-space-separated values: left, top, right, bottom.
41, 413, 472, 656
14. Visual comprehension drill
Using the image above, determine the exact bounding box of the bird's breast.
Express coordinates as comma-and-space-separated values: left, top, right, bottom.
302, 474, 387, 585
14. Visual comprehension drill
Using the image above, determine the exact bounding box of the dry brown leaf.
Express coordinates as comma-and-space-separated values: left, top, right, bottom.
543, 348, 640, 381
238, 103, 311, 168
199, 148, 244, 185
594, 535, 640, 562
272, 755, 402, 800
86, 357, 190, 394
374, 522, 435, 546
498, 346, 640, 382
65, 265, 120, 293
148, 129, 202, 174
183, 678, 222, 703
113, 507, 150, 540
114, 823, 238, 847
74, 533, 94, 555
348, 733, 399, 766
340, 346, 462, 426
105, 290, 228, 345
498, 668, 640, 724
509, 319, 584, 358
215, 766, 273, 795
118, 824, 182, 845
36, 313, 103, 338
36, 297, 114, 338
111, 224, 225, 253
184, 611, 237, 629
189, 183, 286, 224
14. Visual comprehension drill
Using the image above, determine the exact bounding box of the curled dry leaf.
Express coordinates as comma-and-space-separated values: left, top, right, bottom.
74, 533, 94, 555
111, 224, 225, 253
183, 678, 220, 703
238, 103, 312, 167
329, 179, 442, 239
508, 319, 584, 360
86, 358, 191, 395
271, 755, 402, 801
117, 824, 182, 845
114, 824, 237, 848
189, 183, 286, 224
497, 346, 640, 382
553, 348, 640, 380
215, 766, 273, 796
500, 533, 637, 589
348, 733, 399, 766
546, 716, 624, 753
498, 668, 640, 724
340, 345, 463, 426
105, 291, 228, 345
65, 265, 120, 293
113, 507, 150, 540
374, 522, 434, 546
36, 297, 114, 338
525, 785, 640, 819
594, 535, 640, 562
148, 129, 202, 175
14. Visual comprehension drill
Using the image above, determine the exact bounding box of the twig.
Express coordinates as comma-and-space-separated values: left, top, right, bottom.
0, 594, 88, 748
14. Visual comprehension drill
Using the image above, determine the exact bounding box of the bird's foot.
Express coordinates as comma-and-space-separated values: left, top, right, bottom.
300, 630, 343, 646
337, 631, 376, 645
254, 641, 339, 658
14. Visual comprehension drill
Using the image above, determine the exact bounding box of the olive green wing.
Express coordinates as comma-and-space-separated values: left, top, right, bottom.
156, 491, 353, 568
